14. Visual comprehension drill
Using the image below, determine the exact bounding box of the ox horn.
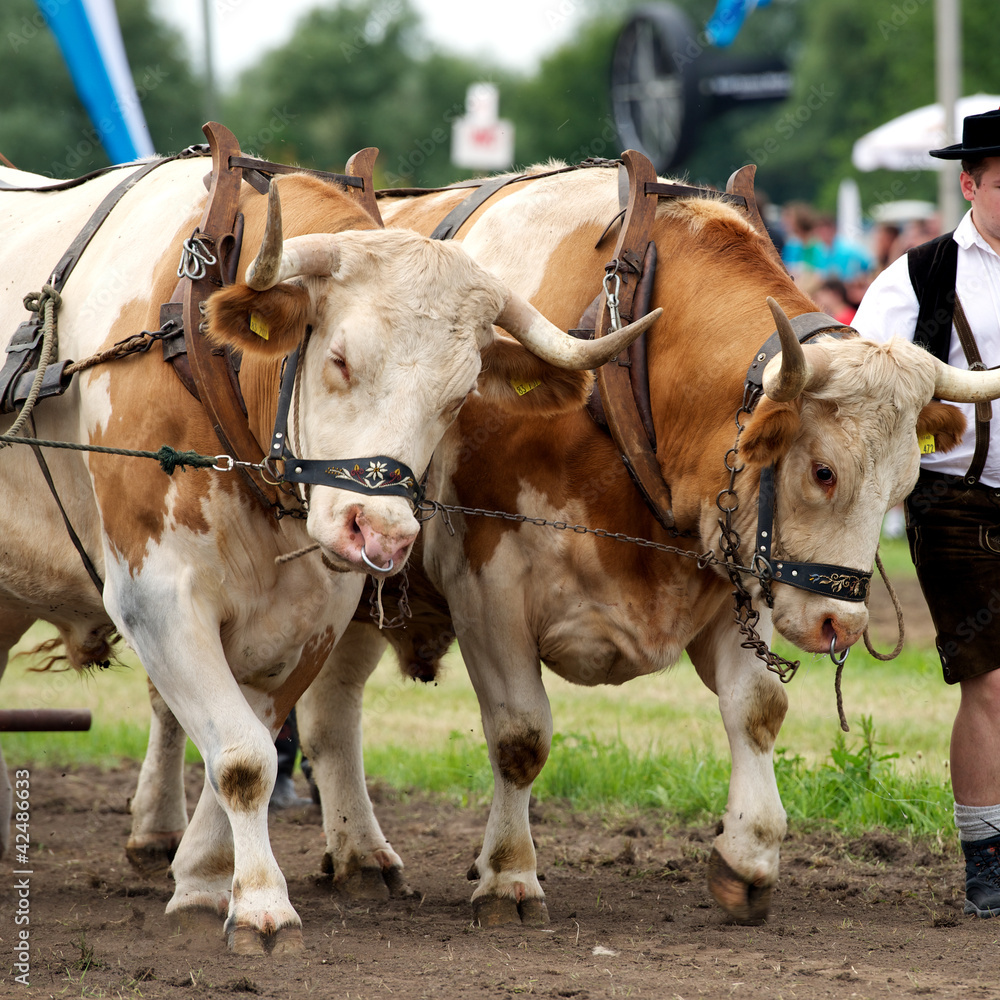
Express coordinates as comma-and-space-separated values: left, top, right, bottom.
244, 181, 341, 290
932, 357, 1000, 403
761, 296, 811, 402
494, 291, 663, 371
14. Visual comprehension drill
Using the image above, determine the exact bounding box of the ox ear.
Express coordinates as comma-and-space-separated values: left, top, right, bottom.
477, 338, 594, 415
916, 400, 966, 453
739, 396, 802, 467
203, 282, 311, 358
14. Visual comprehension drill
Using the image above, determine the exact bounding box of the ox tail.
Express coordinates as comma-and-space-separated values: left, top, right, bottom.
19, 626, 122, 673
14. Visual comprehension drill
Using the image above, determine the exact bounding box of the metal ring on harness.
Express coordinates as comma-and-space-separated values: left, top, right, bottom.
361, 547, 394, 575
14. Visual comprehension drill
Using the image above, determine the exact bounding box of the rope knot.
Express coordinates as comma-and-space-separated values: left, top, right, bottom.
155, 445, 219, 475
23, 285, 62, 315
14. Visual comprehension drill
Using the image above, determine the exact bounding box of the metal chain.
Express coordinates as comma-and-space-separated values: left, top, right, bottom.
64, 320, 182, 376
715, 386, 801, 684
417, 499, 755, 576
368, 566, 411, 628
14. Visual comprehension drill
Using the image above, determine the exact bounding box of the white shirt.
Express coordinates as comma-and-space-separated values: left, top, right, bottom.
852, 209, 1000, 485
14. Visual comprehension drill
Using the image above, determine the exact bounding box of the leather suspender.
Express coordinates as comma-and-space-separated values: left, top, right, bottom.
952, 295, 992, 484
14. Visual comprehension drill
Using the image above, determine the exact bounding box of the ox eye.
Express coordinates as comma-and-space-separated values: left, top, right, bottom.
813, 463, 836, 490
330, 355, 349, 382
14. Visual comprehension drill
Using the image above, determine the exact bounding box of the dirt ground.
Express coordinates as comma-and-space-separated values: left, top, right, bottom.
6, 578, 998, 1000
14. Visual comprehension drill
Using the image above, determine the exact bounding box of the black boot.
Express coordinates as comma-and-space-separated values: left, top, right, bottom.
270, 710, 311, 809
962, 834, 1000, 918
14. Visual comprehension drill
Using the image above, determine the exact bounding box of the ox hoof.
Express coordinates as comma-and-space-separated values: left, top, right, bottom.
125, 836, 181, 876
271, 927, 306, 956
518, 897, 550, 926
474, 894, 548, 927
383, 866, 417, 899
325, 853, 415, 900
227, 925, 305, 957
706, 847, 773, 924
474, 895, 520, 927
228, 925, 266, 956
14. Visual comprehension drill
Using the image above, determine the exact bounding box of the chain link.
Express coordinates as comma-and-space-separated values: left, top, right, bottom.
415, 498, 776, 580
715, 387, 801, 683
368, 565, 412, 628
65, 320, 182, 376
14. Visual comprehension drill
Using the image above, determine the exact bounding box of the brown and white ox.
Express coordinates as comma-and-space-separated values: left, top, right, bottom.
294, 164, 1000, 925
0, 157, 653, 953
121, 162, 1000, 928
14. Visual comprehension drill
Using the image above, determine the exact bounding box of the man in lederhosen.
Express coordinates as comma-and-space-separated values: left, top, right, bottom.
853, 108, 1000, 918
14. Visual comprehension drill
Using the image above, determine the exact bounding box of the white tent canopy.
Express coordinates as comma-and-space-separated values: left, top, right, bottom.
852, 93, 1000, 172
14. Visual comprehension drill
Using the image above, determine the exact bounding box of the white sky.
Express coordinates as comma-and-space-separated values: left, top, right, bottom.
153, 0, 583, 86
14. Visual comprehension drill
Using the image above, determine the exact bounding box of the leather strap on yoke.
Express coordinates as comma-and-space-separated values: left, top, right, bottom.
590, 156, 786, 532
1, 158, 168, 414
165, 122, 281, 514
594, 151, 676, 530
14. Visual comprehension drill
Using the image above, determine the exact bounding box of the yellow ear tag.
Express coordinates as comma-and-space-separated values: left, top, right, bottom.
918, 432, 936, 455
249, 313, 269, 340
510, 377, 542, 396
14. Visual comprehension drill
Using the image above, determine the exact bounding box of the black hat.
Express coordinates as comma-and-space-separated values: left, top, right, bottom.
930, 107, 1000, 159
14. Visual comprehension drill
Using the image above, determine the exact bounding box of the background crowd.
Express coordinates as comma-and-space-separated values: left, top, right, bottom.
765, 199, 943, 328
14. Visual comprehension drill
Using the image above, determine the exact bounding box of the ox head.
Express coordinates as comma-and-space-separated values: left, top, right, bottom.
736, 297, 994, 655
205, 182, 660, 575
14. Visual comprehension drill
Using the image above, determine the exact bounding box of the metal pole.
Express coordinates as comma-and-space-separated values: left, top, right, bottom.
201, 0, 220, 124
935, 0, 962, 230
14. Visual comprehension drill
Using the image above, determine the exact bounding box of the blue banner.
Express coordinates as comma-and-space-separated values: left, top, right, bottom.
37, 0, 155, 163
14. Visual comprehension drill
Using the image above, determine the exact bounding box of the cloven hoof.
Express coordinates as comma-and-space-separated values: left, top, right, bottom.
227, 924, 305, 956
324, 855, 417, 900
706, 846, 773, 924
473, 894, 550, 927
124, 834, 182, 875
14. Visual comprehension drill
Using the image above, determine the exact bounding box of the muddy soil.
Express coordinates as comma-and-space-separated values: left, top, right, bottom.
5, 574, 992, 1000
2, 756, 998, 1000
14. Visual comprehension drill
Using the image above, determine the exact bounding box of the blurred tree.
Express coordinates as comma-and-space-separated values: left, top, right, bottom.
0, 0, 205, 177
737, 0, 998, 210
503, 17, 621, 168
222, 0, 494, 187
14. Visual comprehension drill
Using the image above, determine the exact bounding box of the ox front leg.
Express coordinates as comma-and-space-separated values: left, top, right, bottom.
687, 604, 788, 924
112, 602, 304, 955
164, 703, 304, 955
296, 623, 414, 899
126, 678, 189, 874
461, 628, 552, 927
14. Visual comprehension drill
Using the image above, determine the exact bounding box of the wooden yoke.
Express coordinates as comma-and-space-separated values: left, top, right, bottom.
595, 149, 676, 531
179, 122, 280, 513
344, 147, 384, 227
726, 164, 786, 272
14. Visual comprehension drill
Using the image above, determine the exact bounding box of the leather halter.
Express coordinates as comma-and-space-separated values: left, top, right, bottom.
263, 346, 423, 507
743, 314, 872, 604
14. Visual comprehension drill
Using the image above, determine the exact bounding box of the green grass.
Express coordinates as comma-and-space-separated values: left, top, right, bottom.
2, 532, 957, 838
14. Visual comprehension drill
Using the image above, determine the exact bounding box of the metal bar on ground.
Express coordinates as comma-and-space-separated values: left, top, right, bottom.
0, 709, 92, 732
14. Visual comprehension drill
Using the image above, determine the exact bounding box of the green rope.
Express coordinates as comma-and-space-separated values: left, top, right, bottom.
0, 433, 221, 475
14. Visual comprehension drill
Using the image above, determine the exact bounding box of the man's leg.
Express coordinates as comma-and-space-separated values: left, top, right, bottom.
952, 669, 1000, 917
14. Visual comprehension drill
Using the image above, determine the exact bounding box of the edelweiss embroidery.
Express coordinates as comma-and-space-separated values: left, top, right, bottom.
327, 461, 415, 492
